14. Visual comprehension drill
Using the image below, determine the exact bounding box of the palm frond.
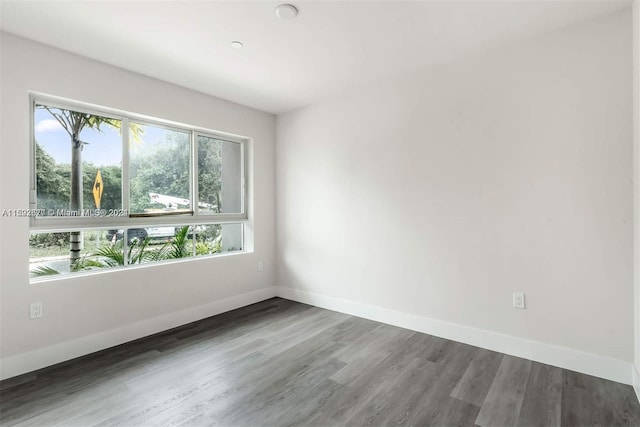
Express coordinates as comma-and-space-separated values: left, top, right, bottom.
94, 243, 125, 266
162, 226, 191, 259
31, 265, 60, 277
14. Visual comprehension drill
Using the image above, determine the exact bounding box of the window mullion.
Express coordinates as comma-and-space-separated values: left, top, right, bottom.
191, 131, 198, 216
122, 117, 130, 266
242, 140, 247, 215
122, 117, 130, 214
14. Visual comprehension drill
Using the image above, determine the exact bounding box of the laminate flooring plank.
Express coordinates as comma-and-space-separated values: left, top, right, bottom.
389, 368, 471, 426
356, 334, 475, 426
450, 348, 504, 407
122, 337, 270, 393
425, 396, 481, 427
0, 349, 163, 423
340, 333, 440, 426
162, 337, 346, 426
561, 384, 611, 427
0, 373, 37, 392
91, 351, 269, 427
344, 356, 434, 426
561, 370, 640, 426
475, 355, 532, 427
2, 298, 639, 427
516, 362, 562, 427
2, 381, 132, 427
606, 382, 640, 425
329, 324, 415, 386
138, 299, 300, 361
256, 307, 350, 357
153, 300, 310, 355
428, 340, 478, 379
168, 347, 342, 426
137, 305, 319, 375
373, 359, 442, 425
212, 360, 346, 427
117, 351, 268, 426
47, 385, 140, 427
296, 410, 343, 427
304, 315, 379, 347
336, 334, 464, 425
0, 346, 162, 410
324, 332, 436, 423
273, 379, 346, 427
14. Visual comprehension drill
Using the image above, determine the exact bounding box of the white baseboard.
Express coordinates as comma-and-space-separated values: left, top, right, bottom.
275, 286, 633, 385
633, 365, 640, 403
0, 287, 276, 381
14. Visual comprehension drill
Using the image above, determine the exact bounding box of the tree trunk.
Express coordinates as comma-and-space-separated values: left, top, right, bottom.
70, 136, 83, 266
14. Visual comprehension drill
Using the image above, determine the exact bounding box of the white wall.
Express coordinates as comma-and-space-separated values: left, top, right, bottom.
633, 0, 640, 398
0, 33, 276, 379
277, 11, 634, 382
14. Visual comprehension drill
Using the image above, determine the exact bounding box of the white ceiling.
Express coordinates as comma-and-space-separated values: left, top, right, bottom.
0, 0, 631, 114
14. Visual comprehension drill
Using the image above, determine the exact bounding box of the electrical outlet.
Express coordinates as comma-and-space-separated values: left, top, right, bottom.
30, 302, 43, 319
512, 292, 526, 309
258, 261, 264, 272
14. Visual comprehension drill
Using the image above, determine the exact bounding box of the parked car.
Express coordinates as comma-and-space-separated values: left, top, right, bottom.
106, 228, 148, 244
106, 227, 176, 244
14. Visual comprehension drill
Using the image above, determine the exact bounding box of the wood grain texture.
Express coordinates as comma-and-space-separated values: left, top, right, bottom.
1, 297, 638, 426
476, 356, 532, 427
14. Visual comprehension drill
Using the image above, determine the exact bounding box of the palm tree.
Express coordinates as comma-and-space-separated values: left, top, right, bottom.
39, 106, 143, 266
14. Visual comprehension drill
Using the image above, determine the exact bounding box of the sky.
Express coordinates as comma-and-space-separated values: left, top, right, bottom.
34, 108, 172, 166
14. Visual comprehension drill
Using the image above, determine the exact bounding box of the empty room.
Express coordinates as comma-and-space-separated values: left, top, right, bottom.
1, 0, 640, 425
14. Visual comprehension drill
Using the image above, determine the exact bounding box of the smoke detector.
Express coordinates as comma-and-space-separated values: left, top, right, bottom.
276, 4, 298, 20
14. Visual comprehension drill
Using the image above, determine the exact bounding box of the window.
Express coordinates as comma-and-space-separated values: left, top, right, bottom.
30, 95, 247, 279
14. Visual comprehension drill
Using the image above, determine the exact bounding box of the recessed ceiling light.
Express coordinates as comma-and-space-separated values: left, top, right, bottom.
231, 41, 244, 49
275, 4, 298, 20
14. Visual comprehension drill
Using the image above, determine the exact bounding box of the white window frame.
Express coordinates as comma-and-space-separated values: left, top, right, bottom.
29, 94, 249, 231
29, 93, 248, 234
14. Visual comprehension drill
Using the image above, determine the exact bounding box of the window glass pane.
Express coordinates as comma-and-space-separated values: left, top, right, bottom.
194, 224, 222, 255
220, 223, 243, 252
123, 226, 195, 264
195, 223, 243, 255
34, 105, 122, 216
129, 124, 190, 214
30, 222, 241, 279
197, 136, 242, 214
30, 229, 122, 278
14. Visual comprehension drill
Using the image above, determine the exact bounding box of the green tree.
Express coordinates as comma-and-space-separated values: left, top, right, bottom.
127, 134, 223, 213
82, 163, 122, 211
129, 133, 190, 212
35, 142, 68, 211
38, 106, 142, 266
197, 137, 222, 213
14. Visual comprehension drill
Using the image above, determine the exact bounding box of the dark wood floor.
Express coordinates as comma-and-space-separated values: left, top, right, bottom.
1, 298, 639, 426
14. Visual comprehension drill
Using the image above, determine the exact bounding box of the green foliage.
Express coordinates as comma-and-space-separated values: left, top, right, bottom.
82, 163, 121, 210
93, 243, 126, 267
89, 231, 194, 269
92, 238, 164, 267
31, 225, 225, 277
30, 231, 69, 248
36, 142, 123, 212
35, 143, 69, 211
40, 106, 144, 145
35, 122, 223, 215
161, 225, 191, 259
71, 257, 106, 272
129, 133, 191, 212
197, 137, 222, 212
196, 239, 221, 256
30, 265, 61, 277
